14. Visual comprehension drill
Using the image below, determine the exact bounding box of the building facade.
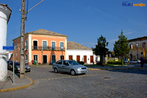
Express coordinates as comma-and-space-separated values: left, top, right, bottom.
66, 41, 99, 64
128, 36, 147, 60
13, 29, 67, 64
0, 4, 12, 81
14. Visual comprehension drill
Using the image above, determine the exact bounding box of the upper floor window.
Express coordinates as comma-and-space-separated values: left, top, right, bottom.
25, 40, 28, 47
52, 41, 56, 50
33, 40, 38, 49
135, 43, 139, 49
43, 41, 47, 50
16, 44, 18, 49
129, 44, 133, 49
142, 42, 146, 48
60, 42, 64, 50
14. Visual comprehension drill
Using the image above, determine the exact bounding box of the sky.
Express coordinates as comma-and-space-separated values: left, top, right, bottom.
1, 0, 147, 51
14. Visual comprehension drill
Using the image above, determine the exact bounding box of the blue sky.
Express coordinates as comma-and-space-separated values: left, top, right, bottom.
1, 0, 147, 51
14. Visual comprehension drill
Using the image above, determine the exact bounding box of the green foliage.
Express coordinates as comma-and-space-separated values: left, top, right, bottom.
93, 35, 108, 56
78, 61, 84, 65
107, 60, 122, 64
92, 35, 109, 66
113, 30, 130, 65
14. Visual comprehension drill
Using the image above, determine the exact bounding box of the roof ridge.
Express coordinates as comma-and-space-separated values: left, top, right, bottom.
26, 29, 68, 37
67, 41, 91, 50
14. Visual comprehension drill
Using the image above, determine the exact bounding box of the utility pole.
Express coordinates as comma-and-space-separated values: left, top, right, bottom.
20, 0, 44, 78
20, 0, 26, 78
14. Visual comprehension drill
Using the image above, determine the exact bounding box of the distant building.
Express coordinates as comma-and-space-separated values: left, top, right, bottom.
12, 29, 67, 65
66, 41, 99, 64
11, 29, 100, 65
128, 36, 147, 60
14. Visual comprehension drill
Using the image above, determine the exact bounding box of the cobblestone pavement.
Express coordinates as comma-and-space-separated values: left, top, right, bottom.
0, 66, 147, 98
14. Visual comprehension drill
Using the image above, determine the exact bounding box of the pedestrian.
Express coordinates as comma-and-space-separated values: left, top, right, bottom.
139, 57, 144, 67
32, 60, 34, 65
127, 58, 130, 64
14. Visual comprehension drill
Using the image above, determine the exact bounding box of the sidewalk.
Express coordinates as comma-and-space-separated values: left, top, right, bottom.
0, 70, 33, 92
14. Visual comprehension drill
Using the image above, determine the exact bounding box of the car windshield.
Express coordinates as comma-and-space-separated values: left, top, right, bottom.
68, 61, 79, 66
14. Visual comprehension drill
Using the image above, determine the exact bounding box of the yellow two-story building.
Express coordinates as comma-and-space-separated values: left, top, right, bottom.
128, 36, 147, 60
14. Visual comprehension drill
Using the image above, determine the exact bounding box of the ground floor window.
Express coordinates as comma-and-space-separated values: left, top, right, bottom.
90, 56, 93, 63
83, 56, 87, 63
60, 55, 64, 60
77, 55, 80, 62
69, 55, 73, 60
33, 55, 38, 63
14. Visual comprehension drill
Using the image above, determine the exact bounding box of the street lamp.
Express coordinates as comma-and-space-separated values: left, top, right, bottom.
41, 49, 43, 64
61, 47, 63, 60
135, 43, 139, 59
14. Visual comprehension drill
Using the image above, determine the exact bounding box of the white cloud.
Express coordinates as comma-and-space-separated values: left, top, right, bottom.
124, 31, 134, 35
108, 39, 118, 43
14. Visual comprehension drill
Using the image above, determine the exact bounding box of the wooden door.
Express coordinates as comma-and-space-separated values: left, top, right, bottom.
69, 55, 73, 60
90, 56, 93, 63
84, 56, 87, 63
77, 55, 80, 62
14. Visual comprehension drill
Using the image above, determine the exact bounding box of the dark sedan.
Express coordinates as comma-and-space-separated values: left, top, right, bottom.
14, 62, 31, 73
7, 61, 31, 72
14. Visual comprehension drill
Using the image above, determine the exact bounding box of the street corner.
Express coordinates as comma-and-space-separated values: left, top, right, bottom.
0, 76, 33, 92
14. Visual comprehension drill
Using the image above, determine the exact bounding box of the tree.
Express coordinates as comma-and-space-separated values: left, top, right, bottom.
113, 30, 130, 65
93, 35, 109, 66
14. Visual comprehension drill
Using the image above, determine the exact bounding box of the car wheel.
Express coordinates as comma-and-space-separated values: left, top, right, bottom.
54, 68, 58, 73
70, 70, 76, 76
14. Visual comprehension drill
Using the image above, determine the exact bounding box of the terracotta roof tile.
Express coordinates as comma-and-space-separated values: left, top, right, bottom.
27, 29, 68, 37
67, 41, 91, 50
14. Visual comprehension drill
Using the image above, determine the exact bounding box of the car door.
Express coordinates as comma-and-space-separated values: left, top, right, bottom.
62, 61, 70, 72
56, 60, 64, 72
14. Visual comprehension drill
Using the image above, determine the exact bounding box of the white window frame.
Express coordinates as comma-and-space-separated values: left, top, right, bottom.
51, 41, 56, 50
42, 40, 48, 50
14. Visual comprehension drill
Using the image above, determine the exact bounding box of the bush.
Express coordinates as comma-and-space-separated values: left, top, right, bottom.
78, 61, 84, 65
107, 60, 122, 64
96, 61, 101, 65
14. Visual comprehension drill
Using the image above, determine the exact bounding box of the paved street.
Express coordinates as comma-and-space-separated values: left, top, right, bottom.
0, 66, 147, 98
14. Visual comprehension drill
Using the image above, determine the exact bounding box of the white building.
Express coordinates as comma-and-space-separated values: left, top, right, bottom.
0, 4, 12, 81
66, 41, 100, 64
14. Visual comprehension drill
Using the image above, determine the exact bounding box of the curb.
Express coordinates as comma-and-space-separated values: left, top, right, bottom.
88, 67, 147, 70
0, 77, 33, 92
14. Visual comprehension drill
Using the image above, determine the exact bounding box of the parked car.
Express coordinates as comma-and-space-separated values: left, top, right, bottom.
14, 62, 31, 73
53, 60, 88, 75
8, 61, 31, 72
7, 60, 13, 70
129, 60, 141, 64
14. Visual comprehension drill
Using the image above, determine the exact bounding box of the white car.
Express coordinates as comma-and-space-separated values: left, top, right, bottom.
129, 60, 141, 64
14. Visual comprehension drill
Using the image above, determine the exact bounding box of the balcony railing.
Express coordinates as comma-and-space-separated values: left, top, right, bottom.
32, 46, 65, 51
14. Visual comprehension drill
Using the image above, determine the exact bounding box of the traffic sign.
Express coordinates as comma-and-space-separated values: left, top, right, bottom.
3, 43, 14, 50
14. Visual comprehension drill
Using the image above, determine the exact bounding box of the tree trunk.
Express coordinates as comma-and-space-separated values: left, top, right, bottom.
100, 53, 105, 66
121, 56, 124, 65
